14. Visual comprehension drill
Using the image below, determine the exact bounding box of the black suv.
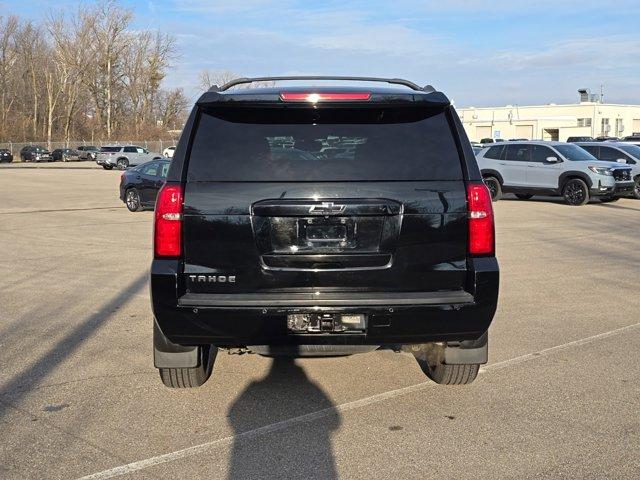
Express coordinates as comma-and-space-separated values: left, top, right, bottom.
20, 145, 52, 162
151, 77, 499, 388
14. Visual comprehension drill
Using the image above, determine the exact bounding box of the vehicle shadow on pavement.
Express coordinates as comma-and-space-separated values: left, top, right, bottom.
0, 272, 148, 417
227, 357, 340, 480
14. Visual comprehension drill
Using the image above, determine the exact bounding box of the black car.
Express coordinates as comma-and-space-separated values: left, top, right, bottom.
20, 145, 52, 162
0, 148, 13, 163
566, 136, 594, 143
77, 145, 100, 160
119, 159, 170, 211
51, 148, 80, 162
151, 76, 499, 389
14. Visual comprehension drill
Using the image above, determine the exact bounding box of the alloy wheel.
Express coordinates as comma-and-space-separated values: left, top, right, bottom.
126, 190, 140, 212
564, 180, 587, 205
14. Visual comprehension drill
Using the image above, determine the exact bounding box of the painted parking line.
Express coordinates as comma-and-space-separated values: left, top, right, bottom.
78, 321, 640, 480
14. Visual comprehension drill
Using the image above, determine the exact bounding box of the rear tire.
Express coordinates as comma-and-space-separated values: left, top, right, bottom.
483, 176, 502, 201
103, 165, 113, 170
515, 193, 533, 200
563, 178, 589, 206
125, 188, 143, 212
159, 345, 216, 388
416, 359, 479, 385
117, 158, 129, 170
633, 177, 640, 200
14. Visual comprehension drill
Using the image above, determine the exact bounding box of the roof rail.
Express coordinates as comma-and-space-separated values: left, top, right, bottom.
208, 76, 434, 93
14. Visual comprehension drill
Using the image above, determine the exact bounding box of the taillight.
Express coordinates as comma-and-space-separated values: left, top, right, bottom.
280, 92, 371, 102
466, 182, 495, 256
154, 183, 183, 258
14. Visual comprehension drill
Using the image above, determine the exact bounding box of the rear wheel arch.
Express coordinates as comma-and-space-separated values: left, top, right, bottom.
116, 157, 129, 170
481, 169, 504, 185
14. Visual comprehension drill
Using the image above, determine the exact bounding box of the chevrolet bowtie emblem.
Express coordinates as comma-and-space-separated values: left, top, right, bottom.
309, 202, 347, 215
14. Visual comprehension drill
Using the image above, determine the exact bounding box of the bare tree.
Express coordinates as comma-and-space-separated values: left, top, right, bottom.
81, 0, 132, 138
198, 69, 238, 91
0, 16, 19, 137
0, 1, 187, 143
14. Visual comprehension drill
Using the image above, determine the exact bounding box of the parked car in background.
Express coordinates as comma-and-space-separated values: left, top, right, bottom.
96, 145, 162, 170
0, 148, 13, 163
566, 136, 594, 142
162, 146, 176, 158
620, 135, 640, 147
51, 148, 80, 162
77, 145, 100, 161
119, 159, 169, 211
19, 145, 52, 162
595, 136, 619, 142
575, 142, 640, 198
476, 141, 634, 205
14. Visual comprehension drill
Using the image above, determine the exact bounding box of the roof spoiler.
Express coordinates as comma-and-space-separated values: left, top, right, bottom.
208, 76, 436, 93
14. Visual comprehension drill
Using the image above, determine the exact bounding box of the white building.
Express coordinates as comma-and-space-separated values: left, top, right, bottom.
458, 90, 640, 142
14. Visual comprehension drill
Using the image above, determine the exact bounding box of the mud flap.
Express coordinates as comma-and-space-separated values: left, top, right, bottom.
444, 331, 488, 365
411, 331, 488, 366
153, 319, 199, 368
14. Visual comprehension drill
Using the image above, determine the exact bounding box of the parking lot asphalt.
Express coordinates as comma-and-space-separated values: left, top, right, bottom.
0, 161, 102, 170
0, 168, 638, 479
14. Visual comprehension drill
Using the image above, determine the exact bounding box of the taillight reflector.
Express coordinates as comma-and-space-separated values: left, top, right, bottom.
154, 183, 183, 258
280, 92, 371, 102
466, 182, 495, 256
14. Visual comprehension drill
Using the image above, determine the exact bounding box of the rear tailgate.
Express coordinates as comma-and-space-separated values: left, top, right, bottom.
181, 104, 469, 296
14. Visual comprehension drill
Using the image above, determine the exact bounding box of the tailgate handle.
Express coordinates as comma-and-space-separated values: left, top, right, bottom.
252, 199, 403, 216
308, 202, 346, 215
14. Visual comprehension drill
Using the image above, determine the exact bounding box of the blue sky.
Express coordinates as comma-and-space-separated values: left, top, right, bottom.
3, 0, 640, 106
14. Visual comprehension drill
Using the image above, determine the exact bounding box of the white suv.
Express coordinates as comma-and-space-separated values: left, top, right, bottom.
96, 145, 162, 170
476, 141, 634, 205
574, 142, 640, 199
162, 146, 176, 158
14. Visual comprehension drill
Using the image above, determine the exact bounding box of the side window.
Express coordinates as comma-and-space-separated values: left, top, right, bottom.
124, 146, 137, 153
504, 145, 531, 162
531, 145, 555, 163
159, 163, 169, 178
136, 147, 145, 154
600, 147, 625, 162
581, 146, 599, 157
142, 162, 159, 176
484, 145, 505, 160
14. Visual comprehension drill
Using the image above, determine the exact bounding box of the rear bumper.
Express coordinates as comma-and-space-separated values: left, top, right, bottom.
151, 257, 499, 347
96, 156, 116, 165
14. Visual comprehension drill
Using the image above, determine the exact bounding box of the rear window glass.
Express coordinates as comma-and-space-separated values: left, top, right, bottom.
101, 146, 121, 153
187, 107, 462, 181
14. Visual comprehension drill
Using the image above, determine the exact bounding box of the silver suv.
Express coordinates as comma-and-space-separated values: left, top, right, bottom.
574, 142, 640, 199
476, 141, 634, 205
95, 145, 162, 170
